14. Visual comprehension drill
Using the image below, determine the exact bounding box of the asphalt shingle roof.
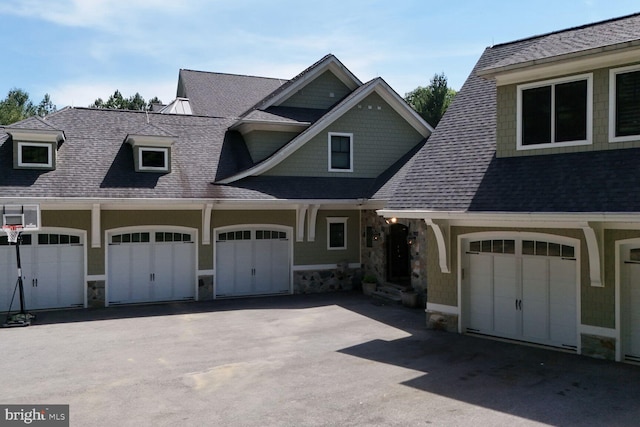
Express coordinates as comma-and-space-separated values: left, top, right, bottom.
388, 13, 640, 213
178, 70, 286, 118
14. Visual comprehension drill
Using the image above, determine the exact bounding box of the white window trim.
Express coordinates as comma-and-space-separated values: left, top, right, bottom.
609, 64, 640, 143
326, 217, 348, 250
17, 141, 53, 168
328, 132, 353, 172
516, 73, 593, 151
139, 147, 169, 172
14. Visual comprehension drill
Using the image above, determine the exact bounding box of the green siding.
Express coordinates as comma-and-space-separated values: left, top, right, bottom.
264, 92, 423, 177
294, 210, 360, 265
496, 62, 640, 158
280, 71, 351, 110
245, 131, 298, 163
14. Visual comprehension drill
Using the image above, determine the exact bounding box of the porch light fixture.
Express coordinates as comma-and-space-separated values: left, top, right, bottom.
385, 217, 397, 224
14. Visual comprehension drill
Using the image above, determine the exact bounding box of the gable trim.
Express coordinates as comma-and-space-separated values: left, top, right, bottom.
218, 79, 433, 184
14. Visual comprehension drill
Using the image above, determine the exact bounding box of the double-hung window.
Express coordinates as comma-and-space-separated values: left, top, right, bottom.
328, 133, 353, 172
517, 74, 592, 150
609, 65, 640, 142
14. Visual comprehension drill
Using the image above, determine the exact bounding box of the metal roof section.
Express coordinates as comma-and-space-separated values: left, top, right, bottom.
159, 98, 192, 115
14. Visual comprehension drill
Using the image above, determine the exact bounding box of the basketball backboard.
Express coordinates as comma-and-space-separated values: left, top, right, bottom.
2, 204, 40, 231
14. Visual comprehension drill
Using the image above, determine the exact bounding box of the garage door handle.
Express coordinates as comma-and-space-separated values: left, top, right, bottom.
519, 300, 522, 310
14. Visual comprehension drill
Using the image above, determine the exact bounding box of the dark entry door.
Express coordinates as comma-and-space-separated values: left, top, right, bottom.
387, 224, 410, 283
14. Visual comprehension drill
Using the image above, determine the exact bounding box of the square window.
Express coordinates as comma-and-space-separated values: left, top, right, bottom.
610, 65, 640, 142
139, 147, 169, 172
327, 217, 348, 250
518, 74, 592, 150
18, 142, 53, 168
328, 133, 353, 172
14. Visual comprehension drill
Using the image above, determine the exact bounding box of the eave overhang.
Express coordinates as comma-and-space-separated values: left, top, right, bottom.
478, 41, 640, 86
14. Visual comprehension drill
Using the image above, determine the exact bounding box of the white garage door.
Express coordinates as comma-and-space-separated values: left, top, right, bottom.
107, 230, 196, 305
621, 245, 640, 362
0, 231, 84, 311
215, 228, 291, 297
463, 237, 578, 350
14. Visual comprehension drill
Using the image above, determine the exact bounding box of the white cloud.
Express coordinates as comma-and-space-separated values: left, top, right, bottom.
48, 78, 177, 109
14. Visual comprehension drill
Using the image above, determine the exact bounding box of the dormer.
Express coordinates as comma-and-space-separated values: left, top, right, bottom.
125, 124, 175, 173
478, 15, 640, 158
7, 120, 65, 171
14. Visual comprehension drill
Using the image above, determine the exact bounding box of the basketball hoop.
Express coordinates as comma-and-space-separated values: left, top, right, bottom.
2, 225, 22, 244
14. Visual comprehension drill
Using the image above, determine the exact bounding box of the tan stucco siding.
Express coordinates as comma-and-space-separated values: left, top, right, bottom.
280, 71, 351, 110
245, 131, 298, 163
496, 62, 640, 158
264, 92, 423, 178
294, 210, 360, 265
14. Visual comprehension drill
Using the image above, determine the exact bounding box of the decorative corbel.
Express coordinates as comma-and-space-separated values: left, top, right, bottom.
296, 205, 308, 242
425, 218, 450, 273
581, 222, 603, 287
307, 205, 320, 242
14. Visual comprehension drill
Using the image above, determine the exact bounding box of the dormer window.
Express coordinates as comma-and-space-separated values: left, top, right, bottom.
609, 64, 640, 143
517, 74, 592, 150
7, 127, 64, 171
18, 142, 53, 168
139, 147, 169, 171
125, 129, 174, 173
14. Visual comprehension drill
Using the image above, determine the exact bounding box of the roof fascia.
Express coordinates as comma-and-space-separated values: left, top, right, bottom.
377, 209, 640, 225
7, 128, 65, 143
125, 134, 175, 147
230, 120, 310, 134
218, 80, 433, 184
480, 42, 640, 86
259, 56, 362, 110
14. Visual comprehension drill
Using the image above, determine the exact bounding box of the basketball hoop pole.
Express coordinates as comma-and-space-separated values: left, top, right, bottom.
2, 228, 34, 328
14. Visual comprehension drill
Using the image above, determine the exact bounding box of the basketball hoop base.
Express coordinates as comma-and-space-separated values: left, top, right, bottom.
2, 312, 35, 328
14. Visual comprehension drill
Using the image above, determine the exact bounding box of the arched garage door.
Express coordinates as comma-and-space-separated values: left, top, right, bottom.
620, 244, 640, 362
107, 228, 196, 305
0, 230, 85, 311
461, 234, 579, 350
215, 226, 291, 297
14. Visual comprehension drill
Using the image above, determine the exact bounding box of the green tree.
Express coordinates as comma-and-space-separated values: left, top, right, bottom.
0, 88, 56, 125
405, 73, 456, 128
89, 90, 162, 111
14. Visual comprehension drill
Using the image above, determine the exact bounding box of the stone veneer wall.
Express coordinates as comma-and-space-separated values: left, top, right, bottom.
88, 280, 105, 308
360, 210, 428, 300
198, 275, 213, 300
294, 261, 363, 293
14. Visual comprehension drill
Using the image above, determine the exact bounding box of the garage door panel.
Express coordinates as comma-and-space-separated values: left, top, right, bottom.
465, 237, 577, 350
493, 256, 519, 336
130, 245, 152, 302
172, 243, 195, 299
624, 262, 640, 359
152, 244, 175, 301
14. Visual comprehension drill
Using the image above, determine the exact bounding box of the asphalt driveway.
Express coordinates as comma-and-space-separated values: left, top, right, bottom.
1, 293, 640, 426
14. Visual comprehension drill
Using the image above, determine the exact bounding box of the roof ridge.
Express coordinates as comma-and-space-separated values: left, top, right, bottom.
491, 12, 640, 49
179, 68, 287, 82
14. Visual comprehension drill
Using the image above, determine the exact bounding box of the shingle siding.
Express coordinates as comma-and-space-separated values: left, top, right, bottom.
280, 70, 351, 110
496, 63, 640, 158
245, 130, 298, 163
264, 92, 423, 178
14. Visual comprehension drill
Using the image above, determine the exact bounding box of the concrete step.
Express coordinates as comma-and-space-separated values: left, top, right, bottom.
371, 288, 403, 304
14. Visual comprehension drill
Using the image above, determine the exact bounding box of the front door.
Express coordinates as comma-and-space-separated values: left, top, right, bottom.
387, 223, 410, 283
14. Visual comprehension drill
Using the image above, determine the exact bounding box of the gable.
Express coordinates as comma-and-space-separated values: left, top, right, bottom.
263, 92, 425, 178
279, 70, 352, 110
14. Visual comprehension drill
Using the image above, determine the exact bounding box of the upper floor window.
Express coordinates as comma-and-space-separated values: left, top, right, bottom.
328, 132, 353, 172
609, 65, 640, 143
17, 142, 54, 169
139, 147, 169, 172
517, 74, 592, 150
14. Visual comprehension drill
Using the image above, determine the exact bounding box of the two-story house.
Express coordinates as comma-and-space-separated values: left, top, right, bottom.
0, 55, 432, 311
380, 13, 640, 362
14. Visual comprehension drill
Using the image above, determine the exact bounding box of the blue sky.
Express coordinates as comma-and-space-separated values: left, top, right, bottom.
1, 0, 638, 109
